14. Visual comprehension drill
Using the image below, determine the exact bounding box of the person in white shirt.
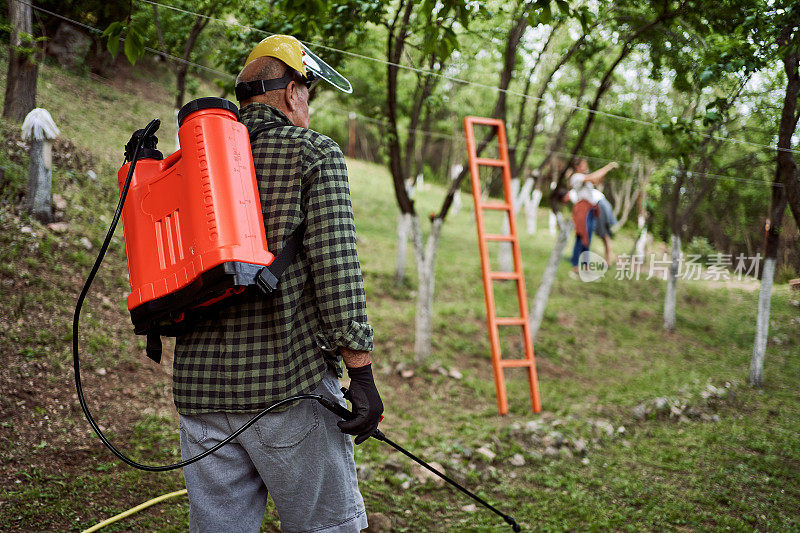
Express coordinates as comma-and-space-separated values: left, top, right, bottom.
569, 158, 618, 200
564, 158, 619, 269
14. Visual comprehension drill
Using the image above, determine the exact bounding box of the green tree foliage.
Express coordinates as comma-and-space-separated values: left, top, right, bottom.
102, 20, 145, 65
639, 0, 799, 262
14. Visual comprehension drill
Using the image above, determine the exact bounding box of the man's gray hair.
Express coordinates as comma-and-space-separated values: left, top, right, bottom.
236, 56, 289, 85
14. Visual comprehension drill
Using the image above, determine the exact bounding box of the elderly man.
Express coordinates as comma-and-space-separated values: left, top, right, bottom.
174, 35, 382, 532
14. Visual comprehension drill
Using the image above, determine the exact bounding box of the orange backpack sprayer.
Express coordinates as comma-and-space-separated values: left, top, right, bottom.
118, 97, 283, 363
72, 97, 520, 531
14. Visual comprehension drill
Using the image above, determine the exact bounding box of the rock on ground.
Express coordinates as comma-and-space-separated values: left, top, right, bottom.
475, 446, 496, 462
410, 462, 446, 487
48, 22, 91, 71
365, 512, 392, 532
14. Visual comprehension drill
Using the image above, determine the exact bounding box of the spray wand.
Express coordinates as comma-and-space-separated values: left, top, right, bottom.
324, 393, 522, 531
73, 118, 521, 531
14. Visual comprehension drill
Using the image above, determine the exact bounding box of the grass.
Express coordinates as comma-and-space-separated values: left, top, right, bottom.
1, 50, 799, 532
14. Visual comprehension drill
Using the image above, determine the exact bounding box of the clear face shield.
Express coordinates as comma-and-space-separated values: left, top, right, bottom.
300, 44, 352, 94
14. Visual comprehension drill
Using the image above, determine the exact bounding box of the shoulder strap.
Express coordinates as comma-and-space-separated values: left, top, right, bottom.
248, 119, 306, 293
256, 222, 305, 294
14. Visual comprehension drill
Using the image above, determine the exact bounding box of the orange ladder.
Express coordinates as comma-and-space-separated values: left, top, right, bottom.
463, 116, 541, 415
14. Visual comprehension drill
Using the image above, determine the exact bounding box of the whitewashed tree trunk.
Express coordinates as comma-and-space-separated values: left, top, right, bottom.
394, 212, 413, 284
517, 177, 534, 232
451, 190, 462, 216
499, 178, 525, 271
750, 257, 776, 387
26, 139, 53, 222
632, 215, 647, 263
611, 178, 631, 219
21, 108, 59, 223
411, 215, 443, 362
527, 188, 542, 235
615, 180, 638, 229
499, 216, 513, 272
548, 211, 557, 236
475, 189, 489, 222
450, 164, 463, 216
664, 234, 681, 332
529, 213, 573, 340
633, 226, 647, 261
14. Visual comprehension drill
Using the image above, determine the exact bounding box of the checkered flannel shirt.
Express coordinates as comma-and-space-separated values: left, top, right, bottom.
172, 104, 373, 415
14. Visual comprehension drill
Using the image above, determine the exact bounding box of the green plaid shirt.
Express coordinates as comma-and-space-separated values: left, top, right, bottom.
172, 104, 373, 415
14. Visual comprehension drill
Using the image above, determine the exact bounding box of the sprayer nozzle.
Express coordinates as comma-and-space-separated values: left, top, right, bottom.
124, 120, 164, 162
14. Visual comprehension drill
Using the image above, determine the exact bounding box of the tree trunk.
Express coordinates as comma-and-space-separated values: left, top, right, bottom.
776, 43, 800, 227
548, 211, 557, 236
617, 183, 639, 229
499, 178, 524, 271
152, 4, 168, 60
394, 212, 412, 284
632, 187, 648, 263
413, 216, 443, 362
384, 1, 416, 282
749, 28, 799, 387
633, 226, 648, 264
527, 187, 542, 235
3, 0, 38, 122
385, 0, 415, 217
750, 257, 776, 387
529, 212, 573, 340
664, 234, 680, 333
174, 16, 209, 110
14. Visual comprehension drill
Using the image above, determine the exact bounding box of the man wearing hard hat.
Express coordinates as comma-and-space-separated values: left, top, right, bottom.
174, 35, 382, 532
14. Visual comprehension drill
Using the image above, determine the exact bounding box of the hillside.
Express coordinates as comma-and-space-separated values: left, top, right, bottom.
1, 54, 799, 532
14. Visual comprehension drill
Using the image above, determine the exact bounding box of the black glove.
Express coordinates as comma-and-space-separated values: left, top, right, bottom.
338, 364, 383, 444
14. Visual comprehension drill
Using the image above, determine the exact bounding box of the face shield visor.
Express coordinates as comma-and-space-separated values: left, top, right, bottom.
300, 44, 352, 94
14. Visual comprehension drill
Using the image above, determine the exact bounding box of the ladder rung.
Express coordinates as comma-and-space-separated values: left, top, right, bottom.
475, 157, 506, 167
500, 359, 534, 368
480, 202, 511, 211
489, 271, 521, 280
485, 233, 515, 242
496, 317, 526, 326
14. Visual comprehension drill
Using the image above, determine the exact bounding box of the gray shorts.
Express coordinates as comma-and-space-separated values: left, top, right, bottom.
179, 370, 367, 533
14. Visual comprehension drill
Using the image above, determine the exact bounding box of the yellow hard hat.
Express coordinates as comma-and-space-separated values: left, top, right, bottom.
245, 35, 308, 78
242, 34, 352, 94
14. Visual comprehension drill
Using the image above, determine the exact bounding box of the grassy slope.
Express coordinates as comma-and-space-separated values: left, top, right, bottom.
1, 54, 798, 532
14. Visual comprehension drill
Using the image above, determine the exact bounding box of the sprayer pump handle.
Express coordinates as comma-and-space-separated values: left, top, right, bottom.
314, 390, 385, 441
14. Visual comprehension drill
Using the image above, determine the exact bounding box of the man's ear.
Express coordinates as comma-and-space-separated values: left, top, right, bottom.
284, 81, 297, 112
